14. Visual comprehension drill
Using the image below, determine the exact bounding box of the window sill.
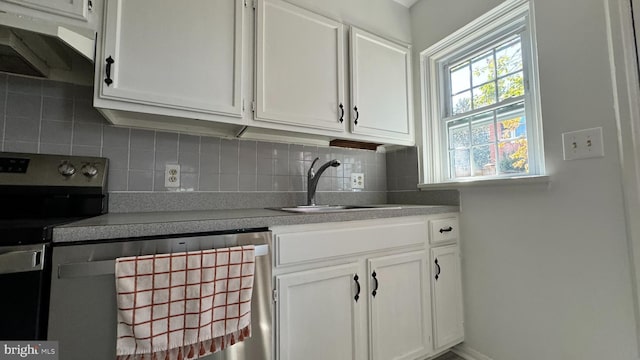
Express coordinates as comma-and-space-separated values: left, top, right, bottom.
418, 175, 550, 190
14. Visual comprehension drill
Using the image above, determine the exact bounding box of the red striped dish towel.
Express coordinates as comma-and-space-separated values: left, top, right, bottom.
115, 245, 255, 360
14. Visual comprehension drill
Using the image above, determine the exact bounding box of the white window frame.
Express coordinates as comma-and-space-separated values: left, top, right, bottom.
419, 0, 544, 185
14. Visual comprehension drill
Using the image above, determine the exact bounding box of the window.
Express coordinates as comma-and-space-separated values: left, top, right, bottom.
420, 0, 544, 184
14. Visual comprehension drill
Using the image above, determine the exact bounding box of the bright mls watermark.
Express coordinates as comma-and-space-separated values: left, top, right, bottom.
0, 342, 57, 360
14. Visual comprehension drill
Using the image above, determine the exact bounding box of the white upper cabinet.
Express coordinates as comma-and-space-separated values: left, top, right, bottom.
0, 0, 93, 25
253, 1, 415, 145
255, 0, 345, 132
95, 0, 244, 126
350, 27, 413, 143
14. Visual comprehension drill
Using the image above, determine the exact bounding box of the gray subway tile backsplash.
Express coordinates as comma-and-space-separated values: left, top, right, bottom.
102, 147, 129, 170
42, 97, 73, 121
220, 139, 239, 174
75, 99, 105, 124
39, 143, 70, 155
5, 115, 40, 142
219, 173, 239, 192
156, 131, 179, 153
103, 126, 130, 148
178, 150, 199, 173
0, 73, 390, 194
0, 91, 5, 120
6, 93, 41, 119
73, 122, 103, 146
130, 129, 155, 150
179, 134, 200, 153
42, 80, 74, 99
128, 170, 153, 191
4, 140, 38, 153
7, 75, 42, 95
71, 145, 101, 157
129, 149, 155, 171
199, 172, 220, 191
40, 120, 72, 145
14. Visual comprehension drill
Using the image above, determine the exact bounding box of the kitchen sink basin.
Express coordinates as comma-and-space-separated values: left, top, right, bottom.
273, 205, 402, 213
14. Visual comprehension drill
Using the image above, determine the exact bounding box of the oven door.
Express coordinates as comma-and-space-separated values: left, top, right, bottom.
0, 243, 49, 340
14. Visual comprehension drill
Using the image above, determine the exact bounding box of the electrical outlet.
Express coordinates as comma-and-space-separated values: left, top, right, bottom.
562, 127, 604, 160
351, 173, 364, 190
165, 164, 180, 187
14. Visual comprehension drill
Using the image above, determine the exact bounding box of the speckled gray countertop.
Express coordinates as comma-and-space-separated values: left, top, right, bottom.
52, 205, 459, 243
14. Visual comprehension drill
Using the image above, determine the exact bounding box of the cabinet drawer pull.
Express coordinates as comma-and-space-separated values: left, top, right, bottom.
105, 56, 115, 86
439, 226, 453, 233
353, 106, 359, 125
435, 258, 441, 280
354, 274, 361, 302
339, 103, 344, 123
371, 271, 379, 297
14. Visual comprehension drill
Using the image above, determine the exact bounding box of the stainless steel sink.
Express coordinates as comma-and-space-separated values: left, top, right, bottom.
273, 205, 402, 213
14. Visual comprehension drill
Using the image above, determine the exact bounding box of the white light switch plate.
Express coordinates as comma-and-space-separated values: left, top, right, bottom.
562, 127, 604, 160
351, 173, 364, 190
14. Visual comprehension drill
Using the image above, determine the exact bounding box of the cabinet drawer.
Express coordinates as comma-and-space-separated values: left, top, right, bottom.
429, 217, 458, 245
273, 217, 427, 267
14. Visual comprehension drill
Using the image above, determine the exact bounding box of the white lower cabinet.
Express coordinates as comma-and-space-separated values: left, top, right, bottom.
431, 244, 464, 351
368, 251, 431, 360
276, 262, 365, 360
271, 215, 462, 360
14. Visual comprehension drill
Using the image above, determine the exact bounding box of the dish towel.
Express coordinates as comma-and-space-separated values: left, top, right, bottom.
115, 245, 256, 360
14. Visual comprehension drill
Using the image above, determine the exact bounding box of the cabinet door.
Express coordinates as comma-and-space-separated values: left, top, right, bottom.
349, 27, 413, 142
276, 263, 366, 360
255, 0, 345, 132
368, 251, 431, 360
431, 245, 464, 350
97, 0, 243, 117
0, 0, 89, 21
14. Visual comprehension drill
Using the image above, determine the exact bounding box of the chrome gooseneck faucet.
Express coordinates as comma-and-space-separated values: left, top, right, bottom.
307, 157, 341, 206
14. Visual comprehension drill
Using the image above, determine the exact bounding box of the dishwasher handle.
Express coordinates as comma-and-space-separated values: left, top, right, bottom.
58, 244, 269, 279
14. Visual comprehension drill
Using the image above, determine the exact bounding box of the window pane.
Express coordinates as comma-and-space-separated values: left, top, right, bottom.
450, 149, 471, 178
498, 140, 528, 174
451, 91, 472, 115
496, 38, 522, 76
471, 51, 495, 85
447, 119, 470, 149
471, 113, 494, 146
498, 72, 524, 101
472, 145, 496, 176
450, 63, 471, 94
497, 102, 526, 141
473, 83, 496, 109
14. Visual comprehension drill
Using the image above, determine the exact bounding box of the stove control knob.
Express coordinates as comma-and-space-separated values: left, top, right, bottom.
58, 161, 76, 177
81, 164, 99, 178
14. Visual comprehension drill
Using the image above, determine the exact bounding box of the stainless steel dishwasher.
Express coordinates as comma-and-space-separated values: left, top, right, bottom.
47, 229, 272, 360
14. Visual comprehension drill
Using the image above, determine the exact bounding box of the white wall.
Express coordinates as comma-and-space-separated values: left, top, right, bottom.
411, 0, 639, 359
287, 0, 412, 43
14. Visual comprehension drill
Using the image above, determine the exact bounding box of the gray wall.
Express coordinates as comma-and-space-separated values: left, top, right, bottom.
0, 73, 386, 193
411, 0, 637, 359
